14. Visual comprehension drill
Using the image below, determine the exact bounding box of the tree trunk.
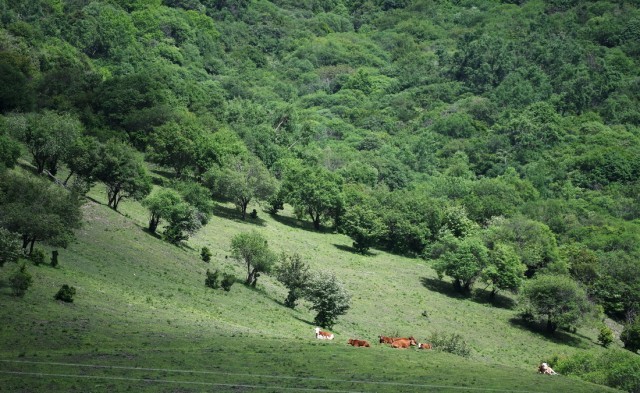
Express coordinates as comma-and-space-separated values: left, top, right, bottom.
246, 262, 253, 285
29, 239, 36, 255
547, 317, 557, 333
113, 194, 123, 210
149, 215, 160, 233
240, 200, 248, 220
251, 272, 260, 287
63, 171, 75, 186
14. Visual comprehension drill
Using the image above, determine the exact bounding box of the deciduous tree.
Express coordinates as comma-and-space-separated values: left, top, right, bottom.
304, 272, 351, 329
95, 140, 152, 210
519, 274, 591, 333
230, 231, 277, 286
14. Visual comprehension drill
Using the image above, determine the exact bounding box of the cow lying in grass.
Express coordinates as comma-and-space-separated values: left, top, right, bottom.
378, 335, 397, 344
391, 337, 417, 348
538, 363, 557, 375
418, 342, 432, 349
348, 339, 370, 347
315, 327, 334, 340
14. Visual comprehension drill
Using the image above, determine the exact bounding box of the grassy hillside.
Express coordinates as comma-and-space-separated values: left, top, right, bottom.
0, 178, 621, 392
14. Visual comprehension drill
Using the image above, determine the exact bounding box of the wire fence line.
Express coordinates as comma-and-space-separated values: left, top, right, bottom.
0, 359, 546, 393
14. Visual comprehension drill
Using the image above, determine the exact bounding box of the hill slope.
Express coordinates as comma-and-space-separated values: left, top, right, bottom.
0, 185, 620, 392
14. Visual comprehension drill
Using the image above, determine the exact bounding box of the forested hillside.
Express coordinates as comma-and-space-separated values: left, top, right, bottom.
1, 0, 640, 391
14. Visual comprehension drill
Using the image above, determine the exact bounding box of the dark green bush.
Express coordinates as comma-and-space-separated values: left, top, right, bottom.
54, 284, 76, 302
29, 248, 45, 266
200, 247, 212, 263
9, 263, 32, 297
205, 269, 220, 289
221, 273, 235, 292
621, 319, 640, 354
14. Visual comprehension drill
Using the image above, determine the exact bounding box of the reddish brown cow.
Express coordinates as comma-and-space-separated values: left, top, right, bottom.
348, 339, 370, 347
378, 335, 395, 344
391, 337, 417, 349
418, 343, 432, 350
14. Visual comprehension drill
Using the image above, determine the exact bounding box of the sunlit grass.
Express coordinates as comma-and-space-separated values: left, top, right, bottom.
0, 180, 620, 392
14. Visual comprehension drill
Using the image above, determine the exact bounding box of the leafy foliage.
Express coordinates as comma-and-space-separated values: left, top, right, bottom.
54, 284, 76, 303
621, 318, 640, 354
230, 231, 277, 286
9, 263, 32, 297
0, 227, 21, 267
519, 274, 592, 333
427, 331, 472, 358
304, 271, 351, 329
275, 253, 312, 308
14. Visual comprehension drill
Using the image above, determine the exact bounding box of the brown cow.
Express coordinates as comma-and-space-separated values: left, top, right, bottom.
378, 335, 395, 344
391, 337, 417, 348
418, 342, 432, 350
348, 339, 370, 347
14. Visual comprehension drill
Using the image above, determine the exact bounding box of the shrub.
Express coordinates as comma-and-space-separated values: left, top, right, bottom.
29, 248, 46, 266
555, 349, 640, 392
201, 247, 212, 263
427, 331, 472, 358
621, 319, 640, 354
0, 228, 21, 267
598, 325, 615, 348
54, 284, 76, 302
9, 263, 32, 297
221, 273, 235, 291
205, 269, 220, 289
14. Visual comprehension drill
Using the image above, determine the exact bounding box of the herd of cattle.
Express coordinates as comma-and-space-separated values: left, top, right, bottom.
314, 327, 432, 350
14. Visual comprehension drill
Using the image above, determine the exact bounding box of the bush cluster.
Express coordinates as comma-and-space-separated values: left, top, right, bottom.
427, 331, 472, 358
205, 269, 235, 292
54, 284, 76, 302
9, 263, 32, 297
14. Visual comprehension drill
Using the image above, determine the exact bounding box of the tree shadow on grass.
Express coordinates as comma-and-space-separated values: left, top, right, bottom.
420, 277, 517, 309
140, 226, 162, 240
292, 315, 315, 326
269, 213, 334, 234
150, 168, 176, 181
213, 204, 267, 226
332, 244, 376, 256
508, 317, 590, 348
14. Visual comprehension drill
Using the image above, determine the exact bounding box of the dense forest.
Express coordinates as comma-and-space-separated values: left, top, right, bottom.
2, 0, 640, 380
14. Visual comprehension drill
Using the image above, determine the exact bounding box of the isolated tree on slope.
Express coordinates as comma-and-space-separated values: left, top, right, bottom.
95, 140, 151, 211
519, 274, 591, 333
206, 155, 276, 220
230, 231, 277, 286
305, 272, 351, 329
275, 253, 312, 308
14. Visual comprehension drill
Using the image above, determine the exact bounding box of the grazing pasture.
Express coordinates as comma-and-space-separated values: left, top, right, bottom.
0, 185, 621, 392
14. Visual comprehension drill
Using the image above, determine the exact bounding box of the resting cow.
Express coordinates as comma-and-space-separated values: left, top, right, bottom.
391, 337, 417, 348
315, 327, 334, 340
378, 335, 396, 344
348, 339, 370, 347
538, 363, 557, 375
418, 343, 432, 349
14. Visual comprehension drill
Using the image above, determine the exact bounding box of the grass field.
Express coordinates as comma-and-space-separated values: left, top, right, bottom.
0, 176, 622, 392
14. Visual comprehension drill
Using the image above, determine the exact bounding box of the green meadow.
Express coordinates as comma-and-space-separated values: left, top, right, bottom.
0, 178, 620, 392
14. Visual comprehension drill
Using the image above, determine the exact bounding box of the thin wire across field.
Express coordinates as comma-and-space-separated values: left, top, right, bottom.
0, 359, 549, 393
